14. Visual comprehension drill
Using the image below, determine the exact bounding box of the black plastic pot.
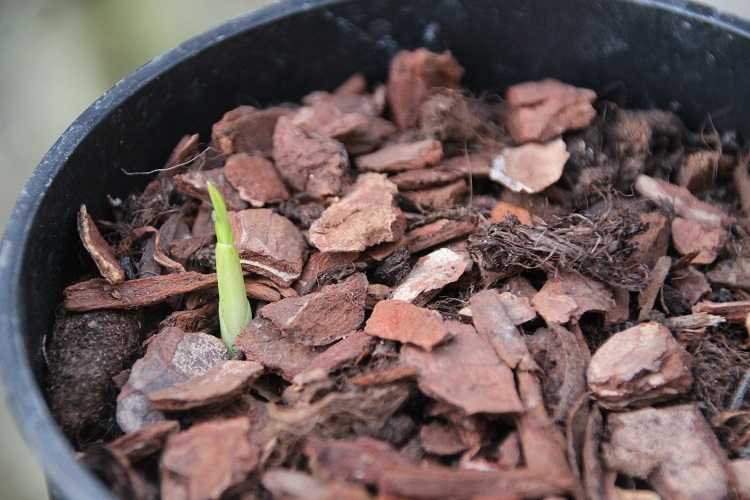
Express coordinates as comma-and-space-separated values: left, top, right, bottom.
2, 0, 750, 498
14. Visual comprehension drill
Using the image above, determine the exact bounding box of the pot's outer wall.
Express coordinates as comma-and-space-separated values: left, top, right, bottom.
1, 0, 749, 498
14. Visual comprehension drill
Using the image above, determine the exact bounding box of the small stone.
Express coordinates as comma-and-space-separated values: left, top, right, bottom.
230, 208, 307, 287
272, 115, 349, 198
365, 300, 451, 351
603, 404, 731, 499
391, 248, 466, 306
387, 48, 464, 130
587, 322, 693, 409
116, 328, 228, 433
309, 173, 406, 252
224, 153, 290, 207
490, 140, 570, 193
161, 417, 259, 500
259, 273, 368, 346
505, 79, 597, 143
401, 321, 523, 415
671, 216, 729, 264
355, 139, 443, 173
148, 360, 264, 411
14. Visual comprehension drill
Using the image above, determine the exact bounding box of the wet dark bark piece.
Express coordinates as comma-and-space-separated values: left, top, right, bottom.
378, 463, 579, 499
148, 360, 264, 411
234, 318, 318, 381
47, 310, 142, 440
64, 272, 219, 312
116, 328, 229, 433
372, 246, 411, 287
587, 321, 693, 409
406, 218, 477, 254
78, 204, 125, 284
603, 404, 732, 499
355, 139, 443, 173
229, 208, 307, 287
309, 173, 406, 252
161, 417, 259, 500
212, 105, 293, 158
259, 273, 367, 346
106, 420, 179, 462
272, 115, 349, 198
401, 321, 523, 415
224, 153, 290, 207
365, 299, 451, 351
505, 78, 597, 143
173, 167, 247, 212
304, 436, 417, 486
386, 48, 464, 130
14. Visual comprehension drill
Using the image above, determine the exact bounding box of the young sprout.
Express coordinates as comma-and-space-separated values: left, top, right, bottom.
207, 181, 252, 354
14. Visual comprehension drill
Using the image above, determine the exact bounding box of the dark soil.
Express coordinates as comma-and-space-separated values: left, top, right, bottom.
46, 48, 750, 499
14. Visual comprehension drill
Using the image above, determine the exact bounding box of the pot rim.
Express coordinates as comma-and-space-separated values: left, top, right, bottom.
0, 0, 748, 498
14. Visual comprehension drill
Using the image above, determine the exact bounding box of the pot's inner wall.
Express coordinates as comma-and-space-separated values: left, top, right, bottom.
19, 0, 750, 386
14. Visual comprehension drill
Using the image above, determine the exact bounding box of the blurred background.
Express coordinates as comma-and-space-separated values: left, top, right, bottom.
0, 0, 748, 498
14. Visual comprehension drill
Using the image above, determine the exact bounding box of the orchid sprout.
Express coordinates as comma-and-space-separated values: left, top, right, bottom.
207, 181, 252, 354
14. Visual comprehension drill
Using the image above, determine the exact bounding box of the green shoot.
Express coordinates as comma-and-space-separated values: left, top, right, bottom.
207, 181, 252, 354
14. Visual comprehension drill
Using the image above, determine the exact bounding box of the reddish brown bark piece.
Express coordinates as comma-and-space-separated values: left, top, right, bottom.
419, 421, 470, 456
259, 273, 367, 346
78, 204, 125, 284
262, 469, 370, 500
293, 331, 376, 385
490, 139, 570, 193
117, 328, 229, 433
515, 371, 577, 484
234, 318, 317, 381
355, 139, 443, 173
405, 218, 477, 254
224, 153, 290, 207
309, 173, 406, 252
403, 179, 469, 211
531, 271, 615, 324
527, 324, 589, 422
348, 364, 419, 387
229, 208, 307, 287
707, 258, 750, 291
676, 150, 721, 191
497, 291, 537, 325
627, 210, 670, 269
107, 420, 179, 462
603, 404, 732, 499
401, 321, 523, 415
505, 78, 597, 143
365, 299, 450, 351
389, 165, 464, 190
272, 116, 349, 198
634, 174, 731, 227
605, 286, 631, 325
693, 300, 750, 323
64, 272, 218, 312
304, 437, 417, 486
378, 463, 579, 499
469, 289, 532, 369
391, 248, 466, 305
174, 167, 247, 212
637, 255, 672, 321
587, 322, 693, 409
490, 200, 534, 225
212, 105, 293, 158
438, 151, 493, 178
670, 266, 711, 304
386, 48, 464, 130
293, 251, 359, 295
671, 216, 728, 264
161, 417, 259, 500
148, 360, 263, 411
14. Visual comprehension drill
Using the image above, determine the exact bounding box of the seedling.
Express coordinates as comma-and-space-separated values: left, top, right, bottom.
207, 181, 252, 353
